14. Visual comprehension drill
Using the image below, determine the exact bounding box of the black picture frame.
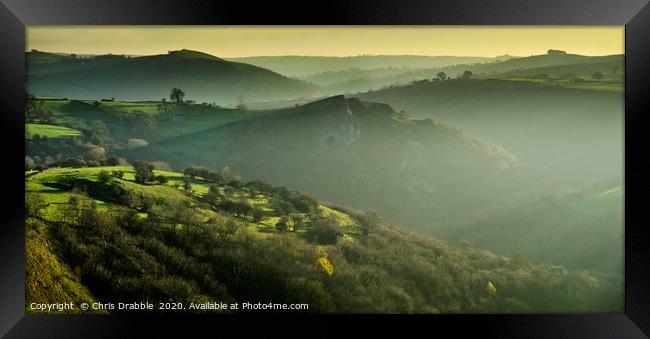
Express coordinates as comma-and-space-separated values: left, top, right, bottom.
1, 0, 649, 337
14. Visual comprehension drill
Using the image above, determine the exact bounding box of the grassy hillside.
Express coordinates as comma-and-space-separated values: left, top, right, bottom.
282, 52, 622, 95
26, 123, 81, 139
438, 52, 623, 79
34, 98, 258, 142
25, 166, 621, 313
131, 95, 523, 231
26, 49, 317, 104
26, 218, 104, 314
437, 185, 624, 275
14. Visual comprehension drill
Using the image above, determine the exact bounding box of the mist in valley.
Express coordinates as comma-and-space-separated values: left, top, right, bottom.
24, 35, 624, 313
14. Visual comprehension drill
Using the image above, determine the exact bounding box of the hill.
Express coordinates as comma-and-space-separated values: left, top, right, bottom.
355, 78, 623, 188
26, 49, 317, 104
26, 123, 81, 139
227, 55, 509, 78
436, 52, 623, 79
127, 95, 523, 231
267, 52, 621, 95
438, 185, 624, 275
25, 166, 621, 313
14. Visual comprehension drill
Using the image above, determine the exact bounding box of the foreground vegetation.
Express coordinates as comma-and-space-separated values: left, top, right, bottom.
26, 165, 621, 313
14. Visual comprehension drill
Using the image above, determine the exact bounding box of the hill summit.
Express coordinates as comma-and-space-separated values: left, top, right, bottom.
26, 49, 317, 103
132, 96, 519, 229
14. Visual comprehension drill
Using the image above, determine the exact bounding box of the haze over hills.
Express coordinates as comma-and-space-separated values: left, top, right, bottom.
227, 55, 513, 78
355, 78, 623, 188
26, 49, 317, 104
262, 51, 622, 95
25, 166, 620, 313
130, 95, 522, 230
427, 51, 623, 80
25, 40, 625, 312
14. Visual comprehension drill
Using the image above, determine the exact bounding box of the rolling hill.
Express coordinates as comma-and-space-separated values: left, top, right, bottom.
438, 185, 624, 275
262, 51, 622, 95
26, 49, 317, 104
25, 166, 621, 313
355, 78, 624, 188
436, 51, 623, 79
127, 95, 524, 231
226, 55, 510, 78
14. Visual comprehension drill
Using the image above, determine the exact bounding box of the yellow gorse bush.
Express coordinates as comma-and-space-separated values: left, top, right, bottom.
316, 257, 334, 276
486, 281, 497, 296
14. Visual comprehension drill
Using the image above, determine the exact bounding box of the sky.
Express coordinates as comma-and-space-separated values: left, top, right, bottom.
26, 26, 624, 58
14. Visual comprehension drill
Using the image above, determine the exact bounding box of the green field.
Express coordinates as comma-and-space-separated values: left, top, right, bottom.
26, 123, 81, 139
37, 98, 266, 142
487, 77, 623, 92
26, 166, 363, 239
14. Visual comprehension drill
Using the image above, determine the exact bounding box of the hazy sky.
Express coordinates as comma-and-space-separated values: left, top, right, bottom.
27, 26, 624, 58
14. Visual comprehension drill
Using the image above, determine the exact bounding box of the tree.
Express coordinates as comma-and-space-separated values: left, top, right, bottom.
436, 72, 447, 81
221, 166, 233, 182
97, 170, 111, 184
275, 216, 289, 232
112, 170, 125, 179
88, 147, 107, 162
559, 73, 577, 81
462, 70, 473, 80
183, 167, 196, 178
290, 215, 304, 232
591, 71, 605, 80
154, 175, 169, 185
133, 161, 155, 184
251, 207, 265, 223
205, 185, 224, 204
104, 156, 121, 166
182, 176, 192, 191
25, 156, 35, 170
157, 99, 175, 121
547, 49, 567, 55
308, 217, 341, 244
233, 200, 252, 217
25, 94, 44, 122
170, 88, 185, 104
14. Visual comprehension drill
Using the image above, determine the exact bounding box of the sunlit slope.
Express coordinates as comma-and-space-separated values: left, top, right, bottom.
26, 218, 103, 314
134, 96, 521, 229
25, 166, 621, 313
36, 98, 261, 142
26, 123, 81, 139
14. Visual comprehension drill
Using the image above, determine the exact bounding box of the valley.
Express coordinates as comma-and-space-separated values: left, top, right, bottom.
24, 42, 625, 314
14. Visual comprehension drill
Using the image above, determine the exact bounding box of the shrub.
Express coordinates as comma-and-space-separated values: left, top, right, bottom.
133, 161, 155, 184
25, 192, 48, 217
275, 217, 289, 232
308, 217, 341, 245
154, 175, 168, 185
205, 185, 224, 204
97, 170, 111, 184
251, 207, 265, 223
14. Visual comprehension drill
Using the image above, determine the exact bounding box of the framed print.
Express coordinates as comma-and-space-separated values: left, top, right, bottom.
1, 0, 649, 337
